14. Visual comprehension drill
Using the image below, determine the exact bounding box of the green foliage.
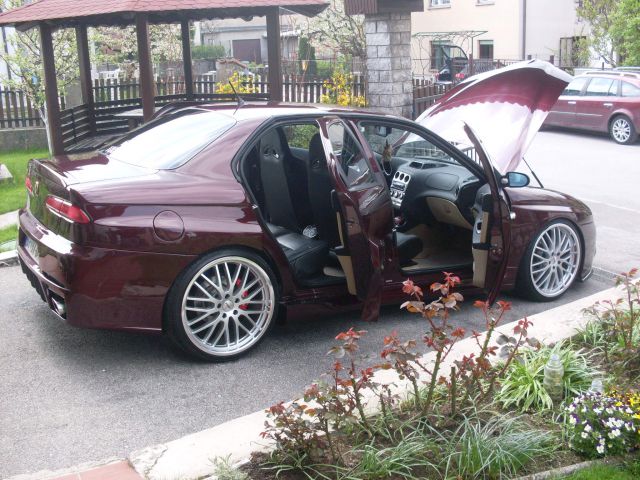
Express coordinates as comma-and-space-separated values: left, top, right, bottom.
576, 0, 621, 66
283, 124, 319, 149
192, 44, 226, 60
560, 462, 640, 480
612, 0, 640, 66
564, 391, 640, 458
496, 342, 593, 412
0, 149, 49, 215
439, 410, 557, 479
0, 225, 18, 251
308, 0, 365, 60
298, 36, 317, 76
210, 455, 249, 480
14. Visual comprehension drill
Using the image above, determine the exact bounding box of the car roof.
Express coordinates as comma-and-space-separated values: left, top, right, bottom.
580, 70, 640, 84
178, 102, 402, 122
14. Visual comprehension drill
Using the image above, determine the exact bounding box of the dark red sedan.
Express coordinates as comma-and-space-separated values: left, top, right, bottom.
544, 70, 640, 144
18, 60, 595, 360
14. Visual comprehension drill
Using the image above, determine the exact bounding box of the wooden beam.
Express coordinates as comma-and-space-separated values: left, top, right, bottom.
75, 25, 95, 134
181, 20, 194, 100
39, 23, 64, 156
135, 14, 155, 122
266, 8, 282, 102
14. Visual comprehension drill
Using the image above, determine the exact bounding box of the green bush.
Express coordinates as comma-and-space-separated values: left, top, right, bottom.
192, 44, 226, 60
496, 342, 593, 412
438, 410, 557, 479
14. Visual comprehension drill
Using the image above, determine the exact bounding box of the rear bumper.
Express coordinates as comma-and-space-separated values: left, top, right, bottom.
17, 208, 195, 332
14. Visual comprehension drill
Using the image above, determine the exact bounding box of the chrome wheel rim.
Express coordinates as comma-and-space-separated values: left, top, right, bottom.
612, 118, 631, 143
181, 256, 274, 356
530, 224, 581, 298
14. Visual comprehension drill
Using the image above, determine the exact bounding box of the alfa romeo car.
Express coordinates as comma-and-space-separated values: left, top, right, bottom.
18, 60, 595, 361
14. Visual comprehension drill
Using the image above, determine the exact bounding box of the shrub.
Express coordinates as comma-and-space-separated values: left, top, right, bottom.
496, 342, 593, 412
564, 391, 640, 458
320, 72, 366, 107
192, 44, 226, 60
440, 410, 557, 479
216, 71, 257, 94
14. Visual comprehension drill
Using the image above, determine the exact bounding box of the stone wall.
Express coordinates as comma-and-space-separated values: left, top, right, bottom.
0, 128, 48, 153
365, 13, 413, 118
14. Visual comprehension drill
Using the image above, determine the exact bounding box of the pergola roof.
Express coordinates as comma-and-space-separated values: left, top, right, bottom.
0, 0, 329, 28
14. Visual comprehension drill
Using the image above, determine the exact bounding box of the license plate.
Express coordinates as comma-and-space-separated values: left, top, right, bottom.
24, 237, 39, 260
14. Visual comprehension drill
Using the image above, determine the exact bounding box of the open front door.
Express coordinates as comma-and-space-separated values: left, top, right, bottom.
317, 118, 394, 321
465, 124, 512, 304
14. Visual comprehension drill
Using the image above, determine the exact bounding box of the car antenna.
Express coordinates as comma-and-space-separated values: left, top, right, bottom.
522, 156, 544, 188
228, 81, 246, 108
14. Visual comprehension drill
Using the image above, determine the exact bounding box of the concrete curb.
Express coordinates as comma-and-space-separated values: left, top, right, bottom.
0, 249, 19, 268
127, 284, 623, 480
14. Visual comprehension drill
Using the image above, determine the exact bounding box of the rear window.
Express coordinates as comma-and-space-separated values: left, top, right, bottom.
585, 77, 617, 96
104, 109, 236, 169
621, 82, 640, 97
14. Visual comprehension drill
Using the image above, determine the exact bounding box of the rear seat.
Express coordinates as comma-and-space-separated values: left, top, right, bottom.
260, 129, 329, 279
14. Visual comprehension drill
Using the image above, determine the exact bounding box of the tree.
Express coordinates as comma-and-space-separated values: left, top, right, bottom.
611, 0, 640, 66
0, 0, 79, 153
576, 0, 621, 67
307, 0, 365, 61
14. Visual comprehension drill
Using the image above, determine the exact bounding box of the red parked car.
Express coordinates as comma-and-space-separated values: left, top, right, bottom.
18, 61, 595, 360
544, 70, 640, 144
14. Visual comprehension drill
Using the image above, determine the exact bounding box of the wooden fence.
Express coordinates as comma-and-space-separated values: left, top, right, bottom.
412, 81, 453, 119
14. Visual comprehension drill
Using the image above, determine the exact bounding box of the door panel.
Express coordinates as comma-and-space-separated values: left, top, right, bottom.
463, 124, 512, 304
318, 118, 394, 321
546, 77, 589, 127
575, 78, 619, 130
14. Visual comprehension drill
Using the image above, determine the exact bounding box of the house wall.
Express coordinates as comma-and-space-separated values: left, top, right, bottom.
411, 0, 523, 70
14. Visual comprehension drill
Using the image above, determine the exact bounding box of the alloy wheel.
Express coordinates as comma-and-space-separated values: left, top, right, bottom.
181, 256, 274, 357
612, 118, 631, 144
530, 223, 581, 298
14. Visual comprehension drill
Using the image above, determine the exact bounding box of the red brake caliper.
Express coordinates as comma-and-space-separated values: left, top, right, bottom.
237, 280, 249, 310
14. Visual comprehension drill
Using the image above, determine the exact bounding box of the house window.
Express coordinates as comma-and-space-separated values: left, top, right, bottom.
430, 41, 452, 70
477, 0, 495, 4
430, 0, 451, 7
479, 40, 494, 59
559, 36, 587, 68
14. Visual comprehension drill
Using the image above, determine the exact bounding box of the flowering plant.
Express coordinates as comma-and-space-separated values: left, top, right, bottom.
564, 391, 640, 458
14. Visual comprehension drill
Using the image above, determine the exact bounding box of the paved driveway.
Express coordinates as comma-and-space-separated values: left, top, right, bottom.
0, 264, 609, 478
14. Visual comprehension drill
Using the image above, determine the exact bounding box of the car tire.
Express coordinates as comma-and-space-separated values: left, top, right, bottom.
609, 115, 638, 145
165, 248, 279, 361
516, 220, 582, 302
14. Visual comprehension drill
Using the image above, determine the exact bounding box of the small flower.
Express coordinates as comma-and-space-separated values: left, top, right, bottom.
608, 428, 621, 438
581, 431, 589, 439
569, 415, 578, 425
597, 444, 605, 454
584, 424, 593, 433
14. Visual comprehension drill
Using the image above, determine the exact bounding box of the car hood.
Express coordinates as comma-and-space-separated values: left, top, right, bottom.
416, 60, 572, 174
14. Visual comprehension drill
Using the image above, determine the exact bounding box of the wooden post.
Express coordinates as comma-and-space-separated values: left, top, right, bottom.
76, 24, 95, 133
136, 14, 155, 122
266, 7, 282, 102
181, 20, 194, 100
40, 23, 64, 156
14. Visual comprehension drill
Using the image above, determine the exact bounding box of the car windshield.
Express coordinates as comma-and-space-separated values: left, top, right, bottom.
103, 109, 236, 169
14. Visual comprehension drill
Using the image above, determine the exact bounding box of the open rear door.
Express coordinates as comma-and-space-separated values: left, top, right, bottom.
317, 117, 394, 321
465, 124, 512, 304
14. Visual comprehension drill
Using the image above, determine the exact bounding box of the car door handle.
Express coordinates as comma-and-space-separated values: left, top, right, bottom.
568, 101, 577, 105
603, 103, 613, 107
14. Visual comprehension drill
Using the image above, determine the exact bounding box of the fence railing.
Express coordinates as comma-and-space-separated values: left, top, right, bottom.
412, 81, 453, 119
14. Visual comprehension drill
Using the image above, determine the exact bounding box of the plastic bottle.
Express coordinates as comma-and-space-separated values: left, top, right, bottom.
543, 353, 565, 403
590, 378, 604, 394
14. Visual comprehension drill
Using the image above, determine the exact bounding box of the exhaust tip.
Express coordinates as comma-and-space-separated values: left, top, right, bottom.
50, 293, 67, 318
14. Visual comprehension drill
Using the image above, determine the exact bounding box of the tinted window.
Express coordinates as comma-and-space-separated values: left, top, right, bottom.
327, 122, 373, 188
621, 82, 640, 97
563, 77, 588, 96
104, 110, 236, 169
585, 77, 615, 96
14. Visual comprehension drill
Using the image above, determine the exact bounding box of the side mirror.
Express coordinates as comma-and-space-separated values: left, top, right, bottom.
501, 172, 530, 188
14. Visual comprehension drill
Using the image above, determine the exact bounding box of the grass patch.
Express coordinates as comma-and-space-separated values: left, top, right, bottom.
0, 148, 49, 215
0, 225, 18, 252
560, 460, 640, 479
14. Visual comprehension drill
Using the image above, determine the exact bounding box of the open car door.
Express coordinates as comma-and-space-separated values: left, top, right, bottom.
317, 117, 394, 321
465, 123, 512, 304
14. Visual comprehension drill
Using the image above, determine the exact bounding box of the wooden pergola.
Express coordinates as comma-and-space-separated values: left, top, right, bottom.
0, 0, 328, 155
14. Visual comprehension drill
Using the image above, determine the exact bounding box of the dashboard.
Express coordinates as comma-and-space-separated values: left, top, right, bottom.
389, 157, 482, 230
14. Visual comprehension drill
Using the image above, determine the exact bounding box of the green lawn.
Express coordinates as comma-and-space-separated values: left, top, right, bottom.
560, 461, 640, 480
0, 225, 18, 252
0, 148, 50, 215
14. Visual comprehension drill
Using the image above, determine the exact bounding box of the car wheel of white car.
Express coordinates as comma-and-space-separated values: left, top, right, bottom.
517, 220, 582, 302
609, 115, 638, 145
166, 249, 278, 361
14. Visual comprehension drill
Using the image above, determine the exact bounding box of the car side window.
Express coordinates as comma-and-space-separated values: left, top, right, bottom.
585, 77, 615, 96
563, 77, 588, 96
327, 122, 374, 189
621, 82, 640, 97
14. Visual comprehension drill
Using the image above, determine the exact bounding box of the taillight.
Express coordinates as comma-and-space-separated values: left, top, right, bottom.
455, 73, 465, 80
45, 195, 91, 224
25, 176, 33, 195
